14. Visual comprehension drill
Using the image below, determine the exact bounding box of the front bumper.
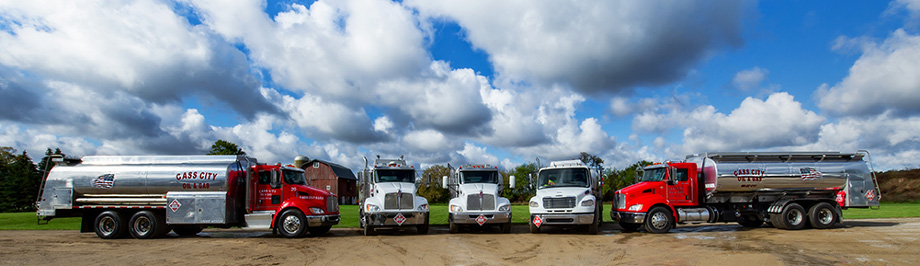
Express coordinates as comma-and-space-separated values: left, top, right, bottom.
305, 214, 341, 227
450, 212, 512, 225
366, 211, 428, 227
531, 212, 594, 225
611, 210, 645, 224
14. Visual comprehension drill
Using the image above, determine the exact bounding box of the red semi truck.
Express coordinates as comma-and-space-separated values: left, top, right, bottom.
36, 155, 340, 239
611, 151, 881, 233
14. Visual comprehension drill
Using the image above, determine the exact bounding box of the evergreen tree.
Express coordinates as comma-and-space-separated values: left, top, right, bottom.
0, 150, 41, 212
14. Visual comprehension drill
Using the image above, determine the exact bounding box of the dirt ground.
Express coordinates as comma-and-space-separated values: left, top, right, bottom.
2, 218, 918, 266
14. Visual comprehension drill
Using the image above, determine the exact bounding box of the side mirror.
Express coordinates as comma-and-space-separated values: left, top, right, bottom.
270, 170, 281, 189
510, 175, 516, 189
441, 176, 448, 188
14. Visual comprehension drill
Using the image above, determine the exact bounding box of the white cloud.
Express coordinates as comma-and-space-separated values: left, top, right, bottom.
456, 143, 500, 166
731, 67, 768, 91
817, 29, 920, 116
408, 0, 748, 93
403, 129, 454, 153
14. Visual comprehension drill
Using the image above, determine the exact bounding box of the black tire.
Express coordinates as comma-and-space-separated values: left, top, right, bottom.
277, 209, 307, 238
769, 213, 785, 229
308, 226, 332, 236
449, 220, 459, 234
644, 206, 673, 234
417, 214, 430, 234
618, 221, 641, 232
586, 216, 599, 234
363, 216, 375, 236
808, 202, 838, 229
500, 223, 512, 234
129, 210, 167, 239
173, 225, 204, 237
776, 203, 807, 230
737, 214, 764, 228
94, 211, 127, 239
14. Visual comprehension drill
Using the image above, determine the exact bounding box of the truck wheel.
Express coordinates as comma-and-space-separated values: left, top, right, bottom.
529, 218, 540, 234
618, 221, 641, 232
644, 207, 673, 234
308, 226, 332, 236
449, 221, 459, 234
501, 223, 512, 234
587, 216, 599, 234
808, 202, 838, 229
776, 203, 806, 230
173, 225, 204, 236
363, 216, 376, 236
129, 211, 167, 239
94, 211, 127, 239
417, 214, 430, 234
278, 209, 307, 238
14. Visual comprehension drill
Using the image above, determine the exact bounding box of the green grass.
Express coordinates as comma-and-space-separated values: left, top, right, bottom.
5, 202, 916, 230
842, 202, 920, 219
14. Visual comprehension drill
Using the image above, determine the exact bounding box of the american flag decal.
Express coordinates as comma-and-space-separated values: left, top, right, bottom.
92, 174, 115, 189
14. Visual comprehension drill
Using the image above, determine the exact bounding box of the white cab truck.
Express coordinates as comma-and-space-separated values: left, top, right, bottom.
528, 160, 603, 234
443, 164, 513, 233
356, 156, 430, 236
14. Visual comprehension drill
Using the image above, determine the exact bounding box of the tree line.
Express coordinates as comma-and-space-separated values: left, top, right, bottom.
416, 152, 652, 204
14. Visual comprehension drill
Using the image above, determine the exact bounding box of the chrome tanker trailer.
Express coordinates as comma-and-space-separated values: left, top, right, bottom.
36, 155, 340, 239
611, 151, 881, 233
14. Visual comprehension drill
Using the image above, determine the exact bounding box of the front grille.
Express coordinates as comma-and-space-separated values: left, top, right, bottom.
543, 197, 576, 209
327, 196, 339, 212
616, 193, 626, 209
384, 193, 414, 210
466, 194, 496, 211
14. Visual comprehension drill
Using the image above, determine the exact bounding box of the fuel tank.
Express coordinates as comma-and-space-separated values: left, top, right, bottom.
684, 152, 879, 207
38, 155, 254, 207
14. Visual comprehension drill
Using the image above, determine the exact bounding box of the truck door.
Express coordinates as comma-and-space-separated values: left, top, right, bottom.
667, 165, 694, 206
252, 169, 282, 211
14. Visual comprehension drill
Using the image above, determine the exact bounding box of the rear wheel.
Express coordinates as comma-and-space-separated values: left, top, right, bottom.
808, 202, 838, 229
129, 210, 168, 239
644, 207, 673, 234
278, 209, 307, 238
775, 203, 806, 230
94, 211, 127, 239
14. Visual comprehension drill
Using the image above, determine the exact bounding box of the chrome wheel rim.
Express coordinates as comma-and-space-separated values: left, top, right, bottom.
787, 209, 803, 225
818, 208, 833, 225
99, 216, 116, 235
283, 215, 301, 234
133, 217, 151, 235
650, 211, 669, 229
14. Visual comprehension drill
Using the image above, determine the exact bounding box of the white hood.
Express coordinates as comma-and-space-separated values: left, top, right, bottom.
375, 182, 417, 194
458, 183, 500, 196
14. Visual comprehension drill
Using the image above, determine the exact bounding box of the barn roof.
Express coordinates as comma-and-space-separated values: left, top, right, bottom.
307, 159, 357, 180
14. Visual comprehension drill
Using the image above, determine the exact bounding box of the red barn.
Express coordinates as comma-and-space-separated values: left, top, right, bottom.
301, 159, 357, 205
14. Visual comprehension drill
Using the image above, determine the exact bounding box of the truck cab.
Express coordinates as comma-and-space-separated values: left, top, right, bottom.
528, 160, 602, 234
244, 164, 340, 237
357, 156, 430, 236
611, 162, 699, 233
444, 164, 513, 233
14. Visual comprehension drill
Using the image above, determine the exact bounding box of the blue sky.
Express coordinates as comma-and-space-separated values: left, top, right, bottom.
2, 0, 919, 171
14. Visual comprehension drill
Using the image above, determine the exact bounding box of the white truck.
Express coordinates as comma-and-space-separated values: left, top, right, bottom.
443, 164, 513, 233
528, 160, 603, 234
356, 156, 430, 236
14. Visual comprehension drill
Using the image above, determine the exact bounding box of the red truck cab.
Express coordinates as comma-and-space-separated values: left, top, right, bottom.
250, 164, 340, 237
611, 162, 698, 233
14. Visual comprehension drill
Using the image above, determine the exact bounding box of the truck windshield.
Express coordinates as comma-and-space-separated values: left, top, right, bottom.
460, 171, 499, 184
537, 168, 589, 189
375, 170, 415, 183
641, 168, 666, 182
283, 170, 307, 185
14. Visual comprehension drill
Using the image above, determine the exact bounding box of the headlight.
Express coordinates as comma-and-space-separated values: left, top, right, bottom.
498, 205, 511, 212
581, 199, 595, 207
450, 205, 463, 212
529, 201, 539, 207
418, 204, 429, 211
627, 204, 643, 212
310, 207, 324, 214
366, 204, 380, 212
